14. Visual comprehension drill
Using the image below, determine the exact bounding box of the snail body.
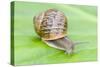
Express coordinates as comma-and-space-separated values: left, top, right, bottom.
34, 9, 74, 54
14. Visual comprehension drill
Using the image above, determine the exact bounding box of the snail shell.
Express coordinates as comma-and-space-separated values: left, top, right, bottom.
34, 9, 74, 54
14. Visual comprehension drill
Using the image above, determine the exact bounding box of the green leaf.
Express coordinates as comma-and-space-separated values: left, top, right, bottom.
12, 1, 97, 65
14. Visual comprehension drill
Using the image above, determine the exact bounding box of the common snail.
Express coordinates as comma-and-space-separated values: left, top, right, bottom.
34, 9, 74, 55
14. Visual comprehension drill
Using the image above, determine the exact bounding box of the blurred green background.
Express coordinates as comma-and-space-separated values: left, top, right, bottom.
13, 1, 97, 65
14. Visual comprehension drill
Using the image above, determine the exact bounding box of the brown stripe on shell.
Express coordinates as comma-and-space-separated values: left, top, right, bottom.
34, 9, 67, 40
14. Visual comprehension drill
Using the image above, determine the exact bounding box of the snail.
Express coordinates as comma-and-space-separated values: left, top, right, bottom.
33, 9, 74, 55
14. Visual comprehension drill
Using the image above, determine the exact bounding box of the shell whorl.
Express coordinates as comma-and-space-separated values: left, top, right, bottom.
34, 9, 74, 55
34, 9, 67, 40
